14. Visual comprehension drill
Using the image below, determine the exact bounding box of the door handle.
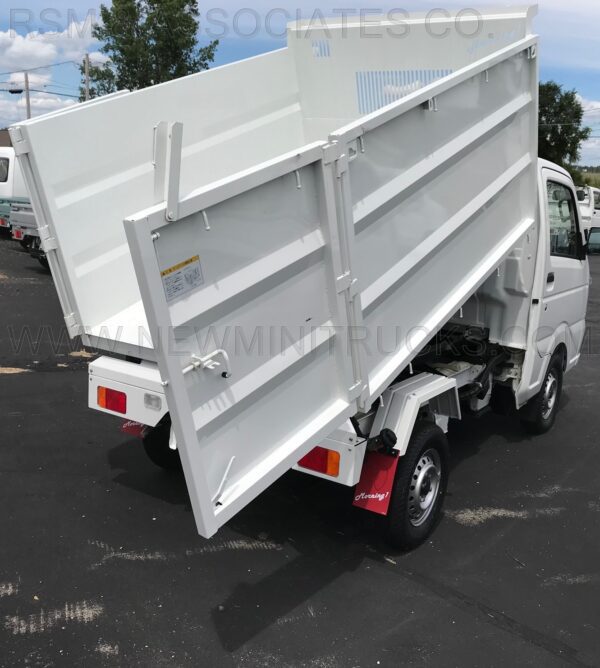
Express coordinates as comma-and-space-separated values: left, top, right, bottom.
547, 272, 555, 284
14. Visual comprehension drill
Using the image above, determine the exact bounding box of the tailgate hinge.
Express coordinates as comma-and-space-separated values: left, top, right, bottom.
336, 271, 359, 297
322, 142, 349, 178
335, 153, 349, 179
322, 142, 341, 165
9, 127, 31, 155
38, 225, 58, 252
64, 313, 83, 336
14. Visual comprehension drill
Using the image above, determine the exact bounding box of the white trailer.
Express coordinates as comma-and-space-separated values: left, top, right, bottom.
10, 7, 590, 548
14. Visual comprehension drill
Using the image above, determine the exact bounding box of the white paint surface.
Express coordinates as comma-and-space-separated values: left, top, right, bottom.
446, 506, 566, 527
4, 600, 104, 635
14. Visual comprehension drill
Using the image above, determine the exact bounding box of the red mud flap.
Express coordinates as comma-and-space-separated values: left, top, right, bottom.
0, 218, 8, 228
353, 452, 400, 516
121, 420, 149, 439
12, 229, 23, 240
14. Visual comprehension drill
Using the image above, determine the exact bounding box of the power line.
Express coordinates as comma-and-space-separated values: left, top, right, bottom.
0, 87, 79, 99
0, 60, 80, 77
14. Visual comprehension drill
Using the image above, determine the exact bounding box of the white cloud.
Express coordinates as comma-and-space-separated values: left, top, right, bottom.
0, 20, 98, 126
0, 91, 75, 125
579, 98, 600, 165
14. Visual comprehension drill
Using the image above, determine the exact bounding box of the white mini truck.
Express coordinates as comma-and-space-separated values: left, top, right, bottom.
11, 7, 590, 549
0, 145, 28, 233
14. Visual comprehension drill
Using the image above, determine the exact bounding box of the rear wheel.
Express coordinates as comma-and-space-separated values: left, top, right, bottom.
520, 352, 563, 434
38, 255, 49, 270
142, 416, 182, 472
386, 421, 449, 550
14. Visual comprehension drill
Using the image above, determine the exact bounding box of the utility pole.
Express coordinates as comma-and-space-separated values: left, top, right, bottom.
84, 53, 90, 102
24, 72, 31, 120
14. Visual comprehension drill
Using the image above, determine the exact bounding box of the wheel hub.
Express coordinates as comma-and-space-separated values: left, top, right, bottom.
541, 371, 558, 421
408, 448, 442, 527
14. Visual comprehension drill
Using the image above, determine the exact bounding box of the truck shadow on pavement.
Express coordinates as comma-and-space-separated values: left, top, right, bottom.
105, 401, 575, 654
107, 437, 192, 509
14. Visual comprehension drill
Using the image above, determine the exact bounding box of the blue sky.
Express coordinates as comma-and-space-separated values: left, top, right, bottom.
0, 1, 599, 163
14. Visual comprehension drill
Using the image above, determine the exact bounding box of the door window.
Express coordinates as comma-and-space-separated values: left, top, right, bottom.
547, 181, 580, 258
0, 158, 9, 183
594, 190, 600, 210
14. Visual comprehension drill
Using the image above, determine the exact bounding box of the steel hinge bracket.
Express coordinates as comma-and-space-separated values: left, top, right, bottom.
64, 313, 82, 336
38, 226, 57, 251
348, 381, 367, 402
336, 271, 353, 293
9, 127, 31, 156
335, 153, 349, 179
336, 273, 360, 302
322, 142, 341, 166
422, 97, 439, 112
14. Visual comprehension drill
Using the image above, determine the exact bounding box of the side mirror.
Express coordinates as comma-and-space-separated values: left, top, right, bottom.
577, 190, 586, 202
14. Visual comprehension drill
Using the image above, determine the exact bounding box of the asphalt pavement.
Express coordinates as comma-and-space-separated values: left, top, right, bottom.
1, 230, 600, 667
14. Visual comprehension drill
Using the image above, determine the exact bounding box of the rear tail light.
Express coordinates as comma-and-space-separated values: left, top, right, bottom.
97, 386, 127, 414
298, 446, 340, 477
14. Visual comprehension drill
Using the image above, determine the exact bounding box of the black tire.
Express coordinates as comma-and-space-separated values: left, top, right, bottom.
386, 421, 449, 551
37, 255, 50, 270
142, 416, 182, 472
19, 239, 30, 250
520, 352, 563, 435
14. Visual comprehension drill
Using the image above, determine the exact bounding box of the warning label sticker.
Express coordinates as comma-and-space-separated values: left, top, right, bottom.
161, 255, 204, 302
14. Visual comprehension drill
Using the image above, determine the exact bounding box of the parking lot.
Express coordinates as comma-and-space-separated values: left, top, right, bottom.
1, 230, 600, 667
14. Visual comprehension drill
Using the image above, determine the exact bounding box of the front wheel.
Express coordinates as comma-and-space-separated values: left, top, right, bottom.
520, 352, 563, 434
386, 421, 449, 551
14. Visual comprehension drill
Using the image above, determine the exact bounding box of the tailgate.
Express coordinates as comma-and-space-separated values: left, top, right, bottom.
125, 144, 363, 538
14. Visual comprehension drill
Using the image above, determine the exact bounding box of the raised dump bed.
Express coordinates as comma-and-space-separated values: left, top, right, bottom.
12, 7, 544, 537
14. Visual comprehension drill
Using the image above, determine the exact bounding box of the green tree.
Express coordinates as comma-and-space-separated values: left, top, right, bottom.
80, 0, 218, 100
539, 81, 591, 167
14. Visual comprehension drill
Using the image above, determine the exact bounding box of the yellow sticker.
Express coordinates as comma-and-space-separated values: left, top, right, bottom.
161, 255, 204, 302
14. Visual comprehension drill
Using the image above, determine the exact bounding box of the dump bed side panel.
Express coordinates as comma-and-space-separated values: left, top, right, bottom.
10, 49, 302, 343
331, 41, 539, 399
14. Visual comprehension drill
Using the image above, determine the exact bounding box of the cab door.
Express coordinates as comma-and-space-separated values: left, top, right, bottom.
537, 168, 589, 368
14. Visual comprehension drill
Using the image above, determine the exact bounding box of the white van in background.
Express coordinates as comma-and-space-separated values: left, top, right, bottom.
0, 146, 28, 230
577, 185, 600, 234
